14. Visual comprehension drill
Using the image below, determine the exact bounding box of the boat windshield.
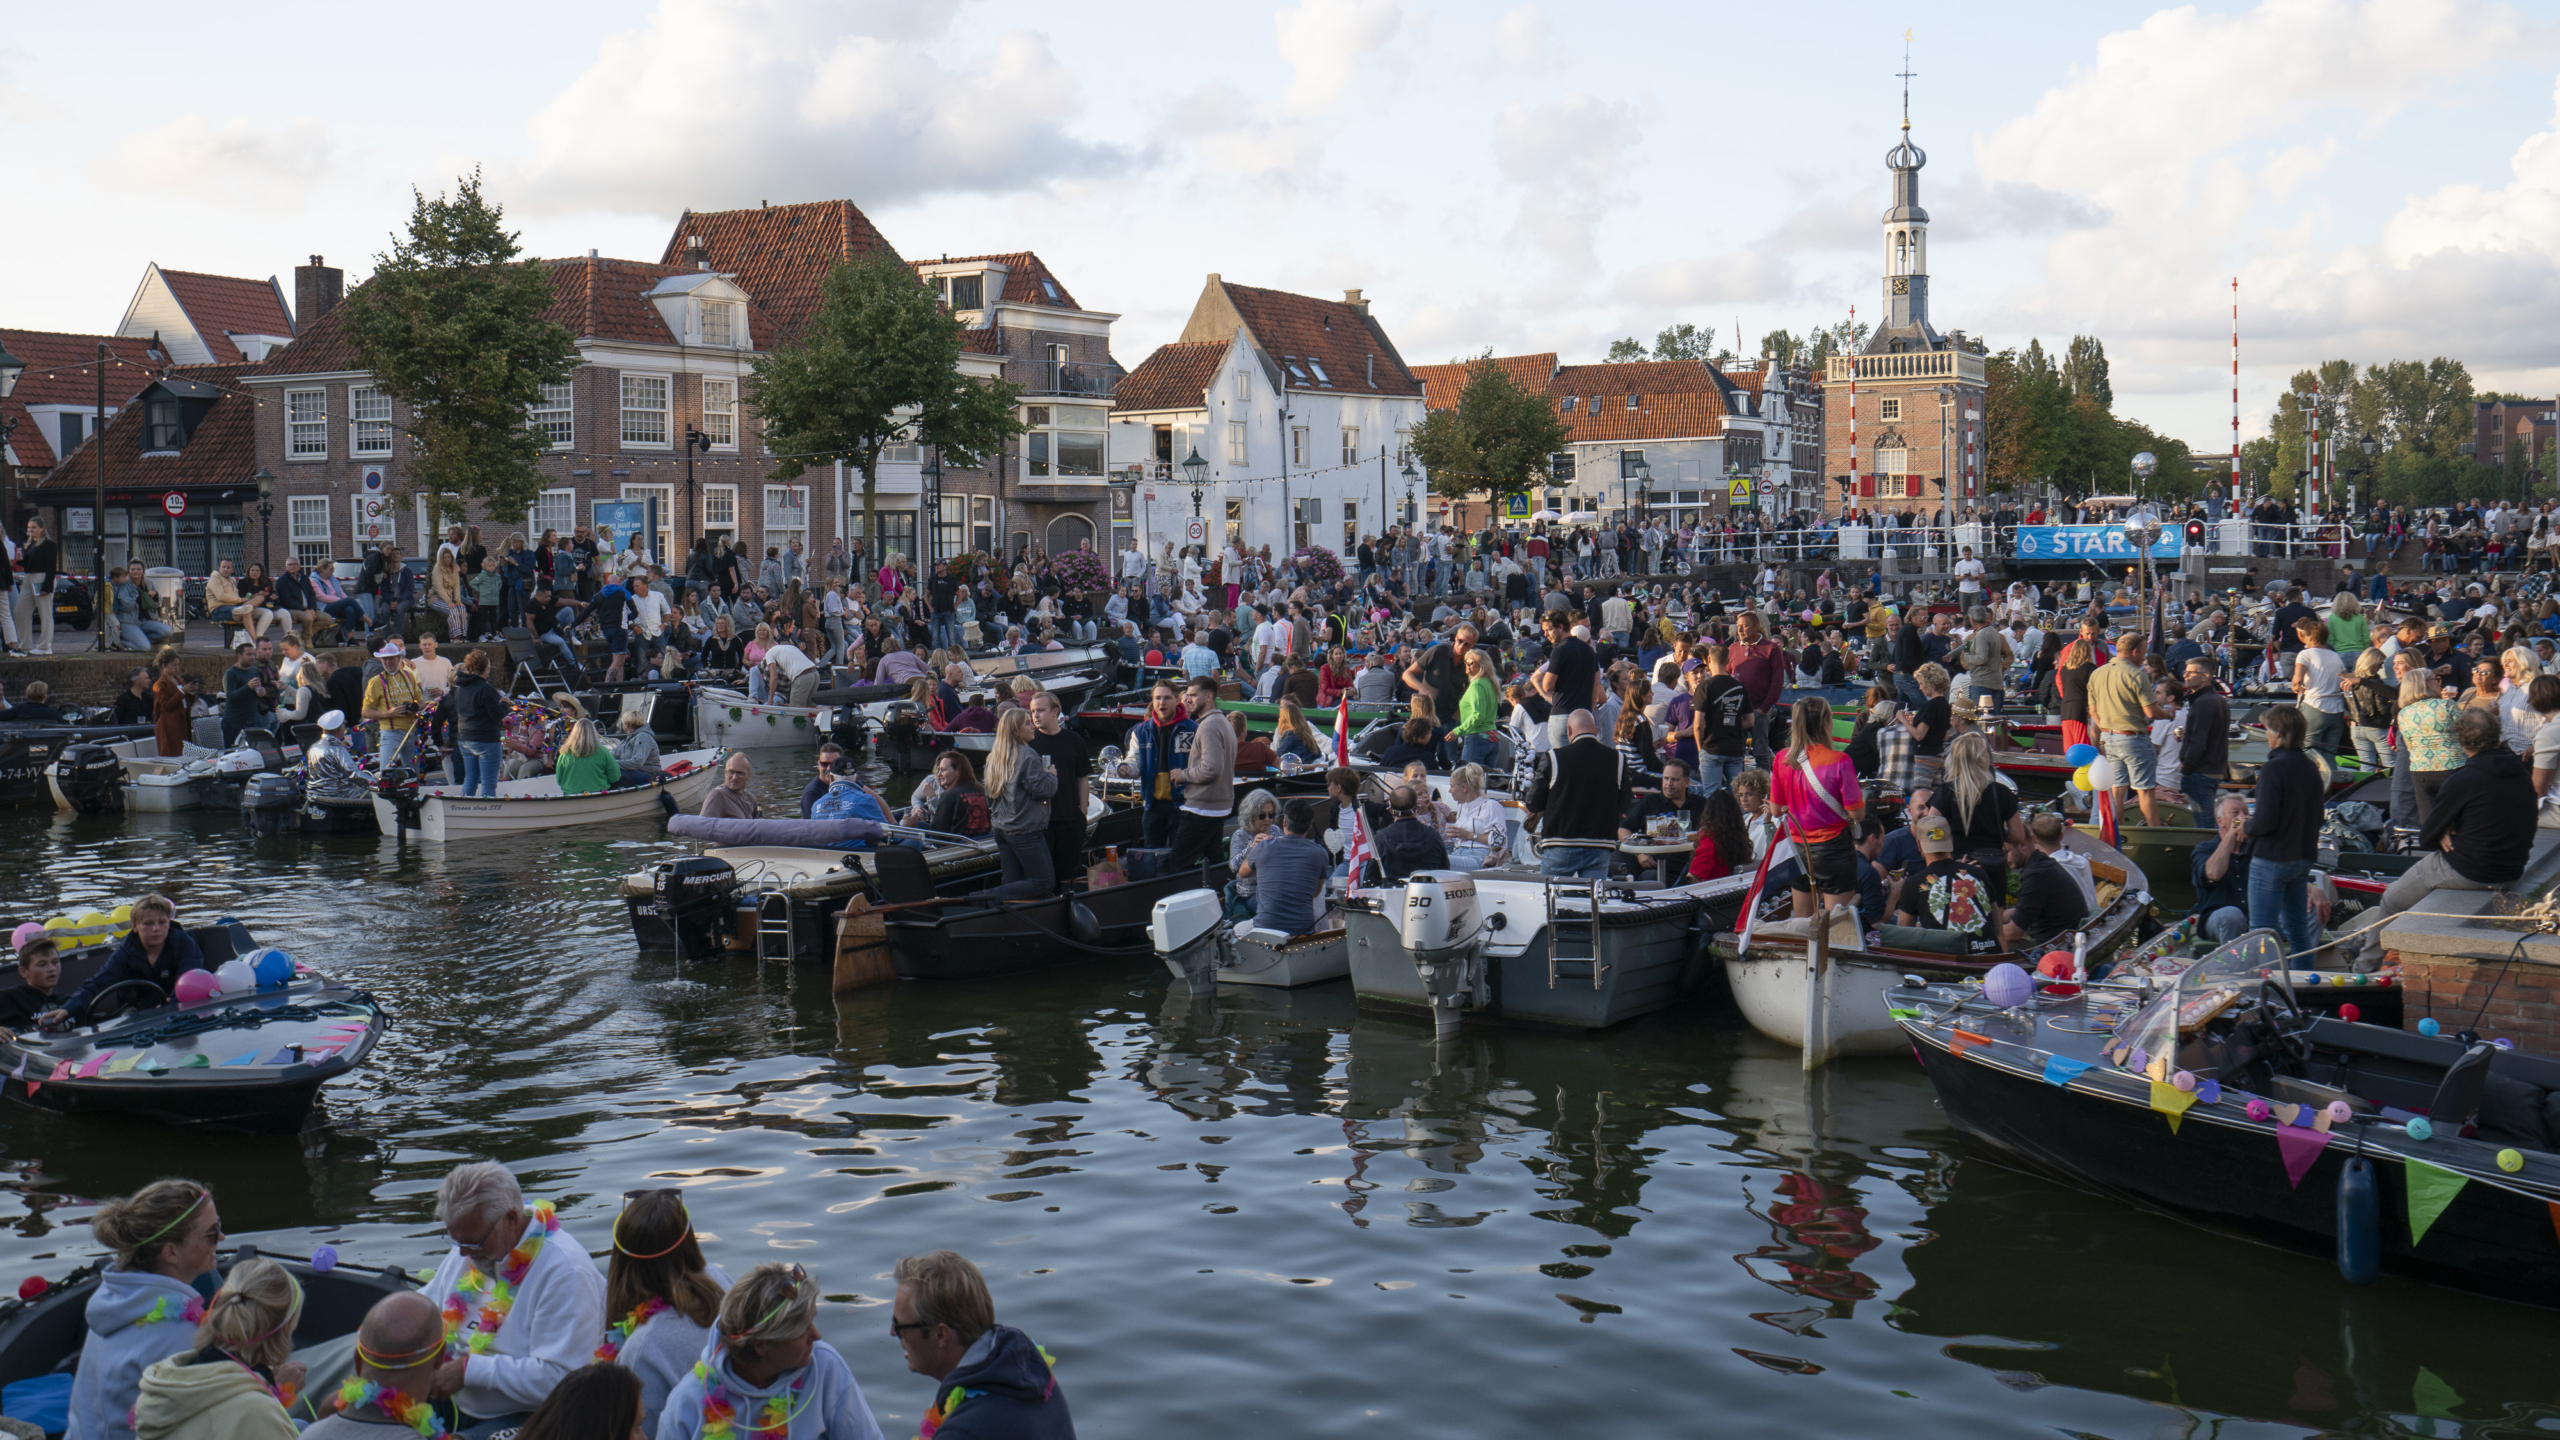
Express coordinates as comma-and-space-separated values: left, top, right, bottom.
2108, 933, 2284, 1074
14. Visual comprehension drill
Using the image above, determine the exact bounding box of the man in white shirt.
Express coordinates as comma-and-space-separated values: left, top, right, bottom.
760, 638, 822, 707
1120, 538, 1149, 584
1954, 548, 1985, 601
422, 1162, 604, 1426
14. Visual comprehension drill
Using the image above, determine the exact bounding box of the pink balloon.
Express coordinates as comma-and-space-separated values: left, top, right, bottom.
2325, 1101, 2355, 1126
173, 971, 222, 1005
2246, 1099, 2271, 1122
10, 923, 43, 953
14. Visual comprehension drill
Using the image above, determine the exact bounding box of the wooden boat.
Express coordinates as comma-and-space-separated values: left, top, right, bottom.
0, 720, 154, 807
372, 747, 724, 840
1896, 933, 2560, 1305
690, 685, 827, 749
0, 920, 385, 1134
1724, 825, 2153, 1066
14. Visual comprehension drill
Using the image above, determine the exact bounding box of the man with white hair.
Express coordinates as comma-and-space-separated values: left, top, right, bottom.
420, 1161, 605, 1427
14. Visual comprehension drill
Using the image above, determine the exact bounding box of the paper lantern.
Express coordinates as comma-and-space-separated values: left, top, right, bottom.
2087, 756, 2123, 789
2340, 1003, 2361, 1023
310, 1245, 339, 1273
2173, 1070, 2197, 1092
1984, 962, 2032, 1007
2038, 951, 2074, 977
2326, 1101, 2354, 1126
2499, 1148, 2525, 1173
2071, 765, 2095, 792
249, 949, 294, 989
2405, 1117, 2433, 1141
213, 961, 256, 995
2418, 1017, 2441, 1037
2064, 743, 2099, 766
2247, 1099, 2271, 1121
9, 922, 42, 952
174, 970, 222, 1004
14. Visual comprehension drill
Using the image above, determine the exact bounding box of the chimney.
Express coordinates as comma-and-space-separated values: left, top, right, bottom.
687, 233, 707, 271
294, 255, 342, 333
1343, 288, 1368, 314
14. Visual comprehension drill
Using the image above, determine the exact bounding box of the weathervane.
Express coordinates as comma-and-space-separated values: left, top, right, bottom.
1898, 29, 1916, 130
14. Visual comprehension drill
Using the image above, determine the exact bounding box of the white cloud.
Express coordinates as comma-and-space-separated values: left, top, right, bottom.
107, 116, 342, 209
1274, 0, 1402, 114
509, 0, 1126, 217
1492, 91, 1641, 268
1491, 6, 1551, 70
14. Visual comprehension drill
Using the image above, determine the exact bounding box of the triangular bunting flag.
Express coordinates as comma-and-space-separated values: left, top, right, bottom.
265, 1047, 299, 1066
1949, 1029, 1992, 1057
182, 1054, 211, 1068
2149, 1081, 2197, 1133
2275, 1126, 2331, 1187
2406, 1159, 2468, 1243
219, 1051, 262, 1067
73, 1053, 109, 1079
2413, 1366, 2463, 1420
1887, 1007, 1921, 1021
32, 1059, 70, 1095
140, 1057, 165, 1075
2043, 1056, 2094, 1087
8, 1055, 23, 1082
103, 1053, 139, 1075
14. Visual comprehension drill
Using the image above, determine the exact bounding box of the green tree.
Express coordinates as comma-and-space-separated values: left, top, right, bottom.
2362, 357, 2472, 458
1603, 322, 1725, 365
1604, 337, 1648, 362
1410, 351, 1573, 504
1984, 342, 2069, 485
1758, 329, 1806, 367
2061, 335, 2112, 409
1804, 314, 1872, 371
752, 252, 1023, 547
336, 169, 580, 522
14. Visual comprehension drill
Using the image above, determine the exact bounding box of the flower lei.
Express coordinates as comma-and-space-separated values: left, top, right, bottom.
917, 1345, 1055, 1439
137, 1294, 206, 1327
440, 1201, 559, 1356
694, 1359, 813, 1440
336, 1378, 450, 1440
594, 1296, 671, 1363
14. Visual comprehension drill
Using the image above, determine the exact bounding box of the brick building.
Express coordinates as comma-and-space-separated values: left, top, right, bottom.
2472, 397, 2556, 485
21, 364, 261, 576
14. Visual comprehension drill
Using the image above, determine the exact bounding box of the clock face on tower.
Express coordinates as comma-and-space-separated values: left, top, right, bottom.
1891, 276, 1910, 295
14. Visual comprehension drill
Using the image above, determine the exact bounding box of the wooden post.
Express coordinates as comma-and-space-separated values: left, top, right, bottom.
832, 895, 897, 992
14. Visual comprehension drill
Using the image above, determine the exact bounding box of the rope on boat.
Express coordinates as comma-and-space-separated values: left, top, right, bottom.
80, 999, 372, 1053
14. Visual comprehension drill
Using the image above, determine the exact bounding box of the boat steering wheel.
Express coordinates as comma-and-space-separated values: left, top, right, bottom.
79, 978, 170, 1021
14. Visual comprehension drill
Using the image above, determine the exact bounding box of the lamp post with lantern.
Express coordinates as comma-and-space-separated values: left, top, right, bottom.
254, 468, 276, 575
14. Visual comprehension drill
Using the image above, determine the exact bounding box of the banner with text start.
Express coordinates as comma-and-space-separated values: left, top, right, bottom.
2012, 525, 2184, 561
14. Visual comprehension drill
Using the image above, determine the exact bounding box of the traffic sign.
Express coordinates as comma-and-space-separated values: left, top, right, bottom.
1184, 517, 1207, 545
1727, 477, 1753, 502
160, 492, 187, 517
363, 497, 386, 520
361, 466, 386, 493
367, 524, 381, 539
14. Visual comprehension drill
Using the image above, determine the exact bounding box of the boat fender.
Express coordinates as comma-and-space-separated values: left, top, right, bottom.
2335, 1156, 2380, 1285
1068, 903, 1101, 946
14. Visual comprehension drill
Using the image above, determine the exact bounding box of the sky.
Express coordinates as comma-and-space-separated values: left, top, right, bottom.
9, 0, 2560, 451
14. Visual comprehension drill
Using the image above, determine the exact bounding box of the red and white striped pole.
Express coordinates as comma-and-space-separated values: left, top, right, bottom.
1847, 305, 1858, 511
2309, 378, 2323, 523
2229, 278, 2241, 512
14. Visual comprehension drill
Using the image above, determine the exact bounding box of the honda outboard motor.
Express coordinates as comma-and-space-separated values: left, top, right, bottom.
1150, 889, 1230, 992
242, 772, 304, 836
652, 857, 740, 961
1399, 871, 1487, 1039
48, 744, 125, 814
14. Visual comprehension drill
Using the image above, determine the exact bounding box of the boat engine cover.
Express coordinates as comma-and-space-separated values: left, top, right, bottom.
653, 857, 739, 961
1150, 889, 1226, 955
1399, 871, 1481, 956
52, 744, 125, 813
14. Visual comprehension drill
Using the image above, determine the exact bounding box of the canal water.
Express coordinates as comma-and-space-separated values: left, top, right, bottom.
4, 777, 2558, 1439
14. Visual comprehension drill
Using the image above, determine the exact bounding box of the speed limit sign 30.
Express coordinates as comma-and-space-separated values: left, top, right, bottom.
1184, 517, 1206, 546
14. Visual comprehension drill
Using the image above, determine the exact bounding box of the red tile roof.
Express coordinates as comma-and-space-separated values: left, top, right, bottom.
1548, 360, 1726, 441
1112, 341, 1228, 414
959, 328, 1004, 355
663, 200, 905, 347
911, 252, 1083, 310
2, 330, 169, 468
1412, 353, 1557, 412
257, 256, 687, 377
158, 270, 295, 362
30, 363, 259, 494
1217, 282, 1420, 397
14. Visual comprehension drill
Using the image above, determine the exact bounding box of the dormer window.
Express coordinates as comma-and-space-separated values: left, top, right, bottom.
927, 276, 948, 306
949, 274, 984, 311
146, 398, 182, 451
700, 301, 735, 347
1561, 396, 1577, 414
1039, 279, 1062, 302
1306, 358, 1332, 385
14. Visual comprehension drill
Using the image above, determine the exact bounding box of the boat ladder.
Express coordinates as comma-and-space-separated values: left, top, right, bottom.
755, 892, 798, 965
1544, 878, 1611, 991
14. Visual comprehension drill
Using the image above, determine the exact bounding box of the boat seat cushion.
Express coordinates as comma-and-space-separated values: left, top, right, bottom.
1877, 924, 1970, 956
2476, 1072, 2558, 1151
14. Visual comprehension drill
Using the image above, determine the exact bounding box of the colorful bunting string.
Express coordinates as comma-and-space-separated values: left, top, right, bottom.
2148, 1081, 2197, 1134
2275, 1126, 2330, 1188
2406, 1159, 2468, 1243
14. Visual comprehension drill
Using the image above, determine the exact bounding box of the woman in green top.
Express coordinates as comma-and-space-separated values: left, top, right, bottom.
552, 717, 624, 795
1455, 647, 1503, 768
2327, 591, 2371, 660
2397, 671, 2461, 826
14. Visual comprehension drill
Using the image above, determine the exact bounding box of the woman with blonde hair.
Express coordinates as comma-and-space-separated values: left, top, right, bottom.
1926, 730, 2023, 909
1443, 763, 1510, 868
1274, 696, 1325, 761
553, 716, 621, 795
908, 674, 949, 731
596, 1189, 728, 1436
131, 1258, 303, 1440
68, 1179, 227, 1440
427, 549, 469, 641
984, 707, 1058, 896
655, 1263, 880, 1440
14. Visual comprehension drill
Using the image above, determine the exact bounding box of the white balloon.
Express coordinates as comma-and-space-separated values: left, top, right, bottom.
2086, 756, 2123, 789
214, 960, 257, 995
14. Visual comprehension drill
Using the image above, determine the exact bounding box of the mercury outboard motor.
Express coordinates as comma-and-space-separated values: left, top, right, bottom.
652, 857, 739, 961
48, 744, 125, 814
242, 772, 304, 836
375, 766, 426, 835
1400, 871, 1487, 1039
1150, 889, 1230, 992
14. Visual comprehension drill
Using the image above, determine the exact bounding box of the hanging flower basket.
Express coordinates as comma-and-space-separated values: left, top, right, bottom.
1049, 549, 1111, 593
1288, 545, 1345, 588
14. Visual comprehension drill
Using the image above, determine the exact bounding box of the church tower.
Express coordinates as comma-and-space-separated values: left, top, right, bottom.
1882, 117, 1930, 337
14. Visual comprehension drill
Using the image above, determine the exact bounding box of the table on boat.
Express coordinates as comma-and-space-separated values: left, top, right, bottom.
1620, 837, 1696, 884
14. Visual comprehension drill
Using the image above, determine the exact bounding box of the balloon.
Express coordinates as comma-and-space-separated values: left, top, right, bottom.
16, 1276, 46, 1300
43, 915, 73, 930
2405, 1117, 2433, 1141
2246, 1099, 2272, 1122
2418, 1017, 2442, 1038
2038, 951, 2075, 977
2340, 1003, 2362, 1023
309, 1246, 339, 1273
174, 970, 222, 1004
2303, 972, 2324, 985
1983, 962, 2032, 1007
2173, 1070, 2197, 1092
249, 949, 295, 989
2087, 756, 2123, 789
108, 903, 133, 925
2071, 765, 2095, 792
2326, 1101, 2355, 1126
2499, 1148, 2525, 1173
214, 961, 256, 995
74, 912, 108, 931
2064, 743, 2100, 766
10, 922, 43, 953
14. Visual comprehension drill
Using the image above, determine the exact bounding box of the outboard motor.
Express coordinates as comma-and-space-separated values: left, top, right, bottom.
375, 766, 426, 835
48, 744, 125, 814
652, 857, 740, 961
242, 772, 304, 836
234, 728, 288, 774
1150, 889, 1230, 992
1400, 871, 1487, 1039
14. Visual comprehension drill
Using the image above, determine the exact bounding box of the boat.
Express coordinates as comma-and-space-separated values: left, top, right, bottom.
1339, 869, 1751, 1034
372, 748, 724, 840
1723, 824, 2153, 1066
0, 920, 385, 1134
1894, 932, 2560, 1305
621, 821, 1004, 964
1148, 887, 1352, 989
0, 720, 154, 807
842, 649, 1122, 771
48, 732, 292, 814
689, 685, 829, 749
0, 1248, 416, 1401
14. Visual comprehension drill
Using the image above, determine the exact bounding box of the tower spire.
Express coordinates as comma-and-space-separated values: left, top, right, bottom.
1899, 29, 1915, 132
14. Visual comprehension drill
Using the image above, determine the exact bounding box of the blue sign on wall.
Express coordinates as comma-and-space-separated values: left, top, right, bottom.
2013, 525, 2183, 561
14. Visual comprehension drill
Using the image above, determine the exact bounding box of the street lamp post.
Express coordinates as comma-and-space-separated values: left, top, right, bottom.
683, 424, 711, 564
254, 468, 276, 575
924, 443, 942, 565
2126, 451, 2159, 635
1400, 460, 1418, 530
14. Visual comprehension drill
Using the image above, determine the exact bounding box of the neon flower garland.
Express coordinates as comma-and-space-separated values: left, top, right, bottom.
337, 1378, 450, 1440
138, 1294, 206, 1327
440, 1201, 559, 1356
919, 1346, 1056, 1437
594, 1296, 671, 1363
692, 1360, 812, 1440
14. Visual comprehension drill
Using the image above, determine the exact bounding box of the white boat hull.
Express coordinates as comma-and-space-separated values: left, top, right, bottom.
1202, 926, 1351, 988
374, 747, 726, 840
123, 772, 210, 812
693, 689, 823, 749
1724, 932, 1913, 1062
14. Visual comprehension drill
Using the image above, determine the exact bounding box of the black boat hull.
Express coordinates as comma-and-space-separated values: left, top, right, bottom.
885, 863, 1229, 978
0, 724, 155, 806
0, 1251, 415, 1391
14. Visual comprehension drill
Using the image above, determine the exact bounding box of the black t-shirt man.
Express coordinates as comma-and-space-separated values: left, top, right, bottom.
1697, 673, 1749, 757
929, 573, 959, 616
2011, 848, 2090, 941
1544, 634, 1600, 717
1416, 640, 1465, 725
1622, 787, 1706, 834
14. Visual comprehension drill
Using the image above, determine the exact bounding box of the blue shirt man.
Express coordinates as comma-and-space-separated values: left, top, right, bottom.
1246, 808, 1333, 936
1179, 638, 1220, 679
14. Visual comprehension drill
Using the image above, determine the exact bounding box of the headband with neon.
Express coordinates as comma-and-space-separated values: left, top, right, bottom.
611, 1203, 693, 1262
136, 1188, 208, 1250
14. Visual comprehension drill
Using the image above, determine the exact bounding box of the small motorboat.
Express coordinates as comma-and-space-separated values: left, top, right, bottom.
877, 858, 1230, 981
0, 720, 155, 807
1894, 931, 2560, 1305
0, 1247, 416, 1401
1148, 888, 1351, 990
690, 685, 828, 749
373, 748, 725, 840
48, 732, 292, 814
0, 921, 385, 1134
621, 819, 1003, 965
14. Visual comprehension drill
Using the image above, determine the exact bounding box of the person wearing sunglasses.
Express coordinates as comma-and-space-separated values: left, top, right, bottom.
596, 1189, 728, 1437
68, 1178, 228, 1440
891, 1251, 1076, 1439
658, 1263, 882, 1440
420, 1162, 605, 1430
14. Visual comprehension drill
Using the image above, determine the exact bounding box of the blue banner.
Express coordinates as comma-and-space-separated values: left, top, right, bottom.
2013, 525, 2182, 561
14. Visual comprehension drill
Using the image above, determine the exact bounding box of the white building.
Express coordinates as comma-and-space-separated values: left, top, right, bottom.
1109, 276, 1424, 562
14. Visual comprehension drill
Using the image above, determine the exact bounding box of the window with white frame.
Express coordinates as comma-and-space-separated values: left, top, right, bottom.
1879, 397, 1902, 422
763, 483, 809, 548
1395, 428, 1412, 465
1341, 427, 1359, 465
1291, 427, 1308, 466
350, 386, 392, 457
702, 484, 739, 538
1227, 421, 1248, 464
1233, 369, 1252, 401
1225, 498, 1243, 549
528, 488, 576, 541
620, 373, 670, 447
529, 382, 573, 450
287, 389, 327, 459
1341, 500, 1358, 554
288, 496, 332, 570
622, 484, 675, 568
699, 301, 736, 348
701, 378, 736, 449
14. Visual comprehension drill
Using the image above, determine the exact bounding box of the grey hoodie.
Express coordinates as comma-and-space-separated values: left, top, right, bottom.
990, 746, 1057, 835
68, 1268, 205, 1440
1174, 709, 1236, 816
